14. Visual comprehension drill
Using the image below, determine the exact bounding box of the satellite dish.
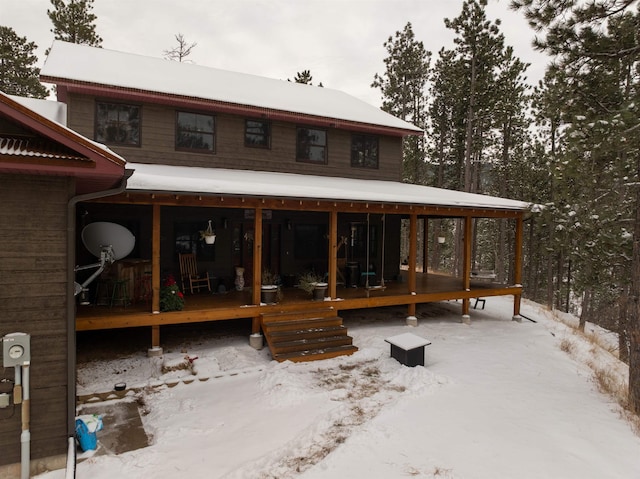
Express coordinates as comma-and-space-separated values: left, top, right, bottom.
81, 222, 135, 260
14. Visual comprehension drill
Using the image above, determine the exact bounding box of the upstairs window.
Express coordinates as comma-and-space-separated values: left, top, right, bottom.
296, 127, 327, 164
95, 102, 140, 146
351, 134, 379, 169
176, 111, 215, 153
245, 119, 270, 148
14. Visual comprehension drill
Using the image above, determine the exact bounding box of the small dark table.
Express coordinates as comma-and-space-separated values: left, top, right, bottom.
385, 332, 431, 367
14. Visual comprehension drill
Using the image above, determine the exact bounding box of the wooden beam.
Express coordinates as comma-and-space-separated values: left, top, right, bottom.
407, 213, 417, 319
462, 215, 472, 316
152, 204, 160, 313
92, 192, 523, 219
76, 285, 524, 331
423, 217, 429, 274
151, 325, 160, 348
329, 211, 338, 299
252, 207, 262, 332
513, 214, 524, 317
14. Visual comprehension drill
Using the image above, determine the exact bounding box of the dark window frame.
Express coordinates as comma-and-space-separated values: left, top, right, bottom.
296, 127, 327, 164
244, 119, 271, 149
95, 101, 141, 146
175, 110, 216, 154
351, 133, 379, 169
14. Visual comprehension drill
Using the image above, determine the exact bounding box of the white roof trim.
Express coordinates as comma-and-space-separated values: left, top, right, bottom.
126, 163, 531, 211
41, 41, 422, 134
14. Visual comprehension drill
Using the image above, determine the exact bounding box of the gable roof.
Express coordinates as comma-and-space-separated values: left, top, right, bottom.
0, 91, 126, 193
40, 41, 422, 137
126, 163, 531, 212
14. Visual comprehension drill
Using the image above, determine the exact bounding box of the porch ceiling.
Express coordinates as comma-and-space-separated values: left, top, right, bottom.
124, 162, 532, 213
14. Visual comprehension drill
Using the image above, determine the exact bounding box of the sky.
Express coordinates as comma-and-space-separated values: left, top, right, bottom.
35, 297, 640, 478
1, 0, 550, 106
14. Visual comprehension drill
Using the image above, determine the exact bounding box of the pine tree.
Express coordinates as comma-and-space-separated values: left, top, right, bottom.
164, 33, 197, 62
288, 70, 323, 87
372, 22, 431, 184
511, 0, 640, 414
0, 26, 48, 98
444, 0, 505, 194
47, 0, 102, 47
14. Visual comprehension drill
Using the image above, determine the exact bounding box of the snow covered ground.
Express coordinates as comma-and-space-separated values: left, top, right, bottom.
38, 298, 640, 478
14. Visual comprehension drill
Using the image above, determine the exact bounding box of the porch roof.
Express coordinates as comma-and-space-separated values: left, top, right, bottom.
126, 163, 531, 211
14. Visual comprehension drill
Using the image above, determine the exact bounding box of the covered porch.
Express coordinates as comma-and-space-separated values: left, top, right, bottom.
73, 163, 528, 359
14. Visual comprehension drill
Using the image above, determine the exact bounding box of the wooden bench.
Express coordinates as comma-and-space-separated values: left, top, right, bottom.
385, 332, 431, 367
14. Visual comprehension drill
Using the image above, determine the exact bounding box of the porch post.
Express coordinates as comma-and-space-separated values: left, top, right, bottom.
329, 210, 338, 299
252, 207, 263, 333
513, 214, 524, 321
462, 215, 472, 323
422, 217, 429, 275
150, 204, 162, 354
407, 213, 418, 324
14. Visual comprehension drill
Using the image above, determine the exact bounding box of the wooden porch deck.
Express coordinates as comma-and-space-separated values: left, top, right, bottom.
76, 271, 520, 332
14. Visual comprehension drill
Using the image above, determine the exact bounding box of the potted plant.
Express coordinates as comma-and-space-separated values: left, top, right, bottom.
297, 271, 328, 301
260, 269, 281, 304
200, 220, 216, 244
159, 274, 185, 312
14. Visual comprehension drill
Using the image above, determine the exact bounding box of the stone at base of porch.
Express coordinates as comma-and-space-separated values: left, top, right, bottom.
406, 316, 418, 327
249, 333, 264, 350
461, 314, 471, 325
512, 315, 523, 322
148, 347, 163, 357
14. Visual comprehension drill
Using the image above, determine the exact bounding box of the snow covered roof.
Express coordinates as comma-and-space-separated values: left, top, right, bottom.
0, 91, 126, 193
126, 163, 531, 211
9, 94, 67, 125
41, 41, 422, 135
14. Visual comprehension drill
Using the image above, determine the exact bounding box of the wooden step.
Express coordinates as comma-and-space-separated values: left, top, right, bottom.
260, 307, 337, 323
268, 325, 348, 340
262, 317, 344, 333
261, 310, 357, 363
273, 344, 358, 363
270, 335, 353, 355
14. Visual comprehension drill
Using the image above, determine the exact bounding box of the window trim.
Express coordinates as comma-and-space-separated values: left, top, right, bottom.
95, 100, 141, 147
350, 133, 379, 169
244, 119, 271, 149
175, 110, 216, 154
296, 126, 328, 164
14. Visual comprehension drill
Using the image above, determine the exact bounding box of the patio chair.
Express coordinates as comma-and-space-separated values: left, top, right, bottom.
178, 253, 211, 294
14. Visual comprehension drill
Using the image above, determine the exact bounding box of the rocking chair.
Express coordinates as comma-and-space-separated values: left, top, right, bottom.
178, 253, 211, 294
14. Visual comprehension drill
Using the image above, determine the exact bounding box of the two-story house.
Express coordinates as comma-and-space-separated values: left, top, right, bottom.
0, 40, 530, 476
39, 40, 530, 360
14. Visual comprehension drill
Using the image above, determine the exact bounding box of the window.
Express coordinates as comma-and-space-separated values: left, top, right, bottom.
351, 134, 379, 168
174, 222, 215, 261
95, 102, 140, 146
176, 111, 215, 152
245, 119, 270, 148
296, 127, 327, 163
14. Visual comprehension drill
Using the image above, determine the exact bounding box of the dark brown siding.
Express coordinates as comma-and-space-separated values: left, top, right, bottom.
0, 174, 71, 466
67, 93, 403, 181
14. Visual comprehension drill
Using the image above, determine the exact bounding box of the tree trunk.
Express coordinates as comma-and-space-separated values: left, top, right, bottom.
579, 288, 590, 332
463, 54, 477, 193
628, 158, 640, 414
619, 287, 630, 364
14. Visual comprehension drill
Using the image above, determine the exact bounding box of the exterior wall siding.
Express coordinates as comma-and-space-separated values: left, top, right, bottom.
67, 93, 403, 181
0, 174, 71, 468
